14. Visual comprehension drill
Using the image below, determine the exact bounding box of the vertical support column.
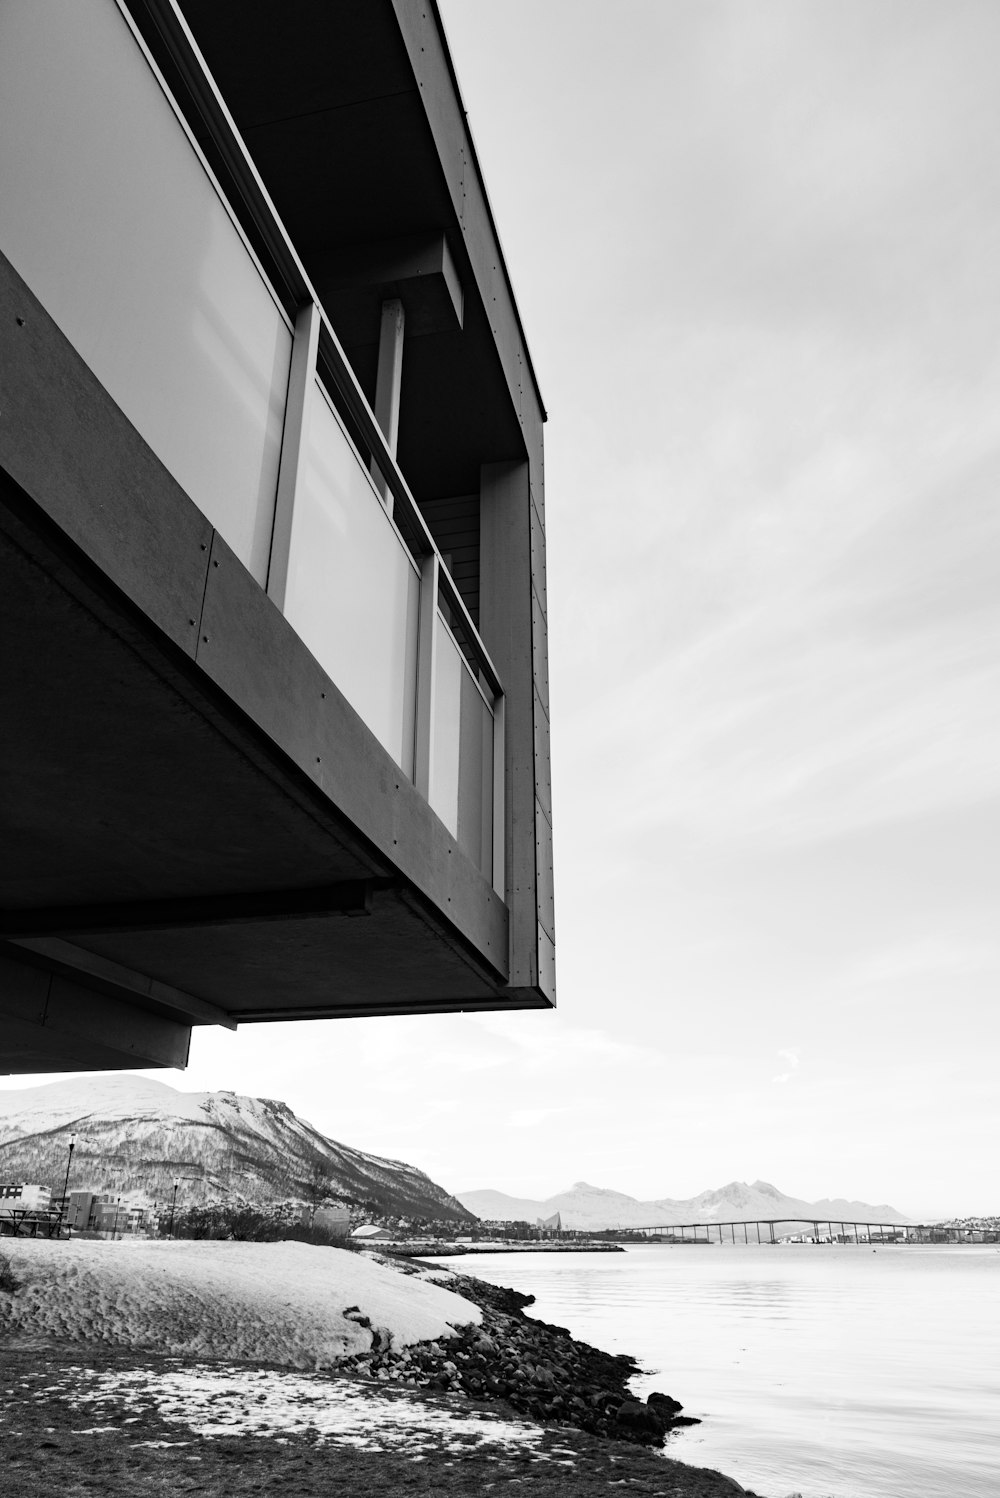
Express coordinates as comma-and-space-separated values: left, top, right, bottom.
267, 301, 320, 612
491, 694, 505, 896
480, 459, 553, 997
372, 297, 405, 513
414, 552, 440, 803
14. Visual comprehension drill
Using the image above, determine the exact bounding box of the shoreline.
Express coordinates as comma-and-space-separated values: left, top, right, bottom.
0, 1340, 754, 1497
387, 1240, 626, 1256
0, 1238, 760, 1495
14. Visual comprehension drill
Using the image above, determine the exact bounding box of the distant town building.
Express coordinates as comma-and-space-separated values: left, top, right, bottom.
64, 1191, 152, 1235
313, 1206, 351, 1238
0, 1183, 52, 1213
66, 1191, 96, 1231
351, 1225, 395, 1242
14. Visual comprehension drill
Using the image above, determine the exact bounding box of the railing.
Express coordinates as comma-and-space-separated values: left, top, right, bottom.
0, 0, 504, 893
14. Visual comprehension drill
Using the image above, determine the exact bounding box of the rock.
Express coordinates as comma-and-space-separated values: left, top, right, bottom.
337, 1270, 688, 1452
612, 1399, 667, 1443
647, 1390, 683, 1417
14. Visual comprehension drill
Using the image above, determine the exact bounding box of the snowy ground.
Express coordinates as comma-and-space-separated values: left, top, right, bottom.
0, 1238, 480, 1366
0, 1241, 753, 1494
13, 1360, 566, 1459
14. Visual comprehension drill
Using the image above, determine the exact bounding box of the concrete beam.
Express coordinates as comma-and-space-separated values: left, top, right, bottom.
1, 882, 379, 938
314, 233, 464, 339
0, 950, 191, 1072
7, 937, 236, 1031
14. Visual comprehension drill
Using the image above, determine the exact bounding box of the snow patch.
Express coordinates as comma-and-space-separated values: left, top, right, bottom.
0, 1239, 480, 1366
54, 1364, 550, 1455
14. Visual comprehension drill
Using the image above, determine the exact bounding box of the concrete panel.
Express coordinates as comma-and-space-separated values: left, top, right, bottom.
537, 924, 556, 1006
530, 493, 547, 620
533, 689, 553, 822
535, 802, 555, 948
532, 587, 550, 718
0, 249, 212, 656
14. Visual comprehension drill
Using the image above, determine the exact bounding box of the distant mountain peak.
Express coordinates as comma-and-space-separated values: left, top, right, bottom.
458, 1178, 911, 1230
0, 1075, 472, 1223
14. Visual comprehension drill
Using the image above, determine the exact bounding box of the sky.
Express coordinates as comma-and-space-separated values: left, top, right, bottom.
5, 1, 1000, 1220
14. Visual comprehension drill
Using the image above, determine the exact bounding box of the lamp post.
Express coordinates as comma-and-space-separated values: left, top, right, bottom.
61, 1132, 77, 1229
168, 1179, 180, 1237
112, 1197, 121, 1240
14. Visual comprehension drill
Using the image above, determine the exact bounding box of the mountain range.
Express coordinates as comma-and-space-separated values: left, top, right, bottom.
0, 1075, 472, 1223
458, 1179, 911, 1231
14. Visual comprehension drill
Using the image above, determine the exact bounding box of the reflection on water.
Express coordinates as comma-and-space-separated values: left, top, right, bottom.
449, 1245, 999, 1498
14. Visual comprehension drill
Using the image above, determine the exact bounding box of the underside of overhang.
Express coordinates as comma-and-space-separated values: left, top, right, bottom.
0, 467, 543, 1075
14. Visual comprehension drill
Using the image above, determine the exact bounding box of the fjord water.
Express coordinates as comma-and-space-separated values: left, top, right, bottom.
453, 1244, 998, 1498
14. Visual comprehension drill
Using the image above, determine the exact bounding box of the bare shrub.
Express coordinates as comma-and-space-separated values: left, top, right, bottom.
0, 1252, 19, 1293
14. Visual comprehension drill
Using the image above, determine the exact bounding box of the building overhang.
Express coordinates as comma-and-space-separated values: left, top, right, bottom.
0, 247, 544, 1076
0, 0, 555, 1075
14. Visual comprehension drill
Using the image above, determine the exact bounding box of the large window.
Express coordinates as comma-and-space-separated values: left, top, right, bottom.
0, 0, 291, 584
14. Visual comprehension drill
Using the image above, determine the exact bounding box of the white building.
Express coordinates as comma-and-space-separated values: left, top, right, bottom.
0, 1182, 53, 1213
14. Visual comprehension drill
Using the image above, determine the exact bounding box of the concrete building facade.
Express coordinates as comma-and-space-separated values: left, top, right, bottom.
0, 0, 554, 1074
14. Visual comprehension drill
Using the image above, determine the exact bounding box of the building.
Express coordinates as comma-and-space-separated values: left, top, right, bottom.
350, 1224, 396, 1243
0, 1183, 53, 1213
0, 0, 554, 1075
313, 1206, 351, 1239
64, 1191, 150, 1235
65, 1191, 97, 1233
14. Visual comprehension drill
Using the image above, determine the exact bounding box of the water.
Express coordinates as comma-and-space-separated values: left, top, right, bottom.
447, 1245, 999, 1498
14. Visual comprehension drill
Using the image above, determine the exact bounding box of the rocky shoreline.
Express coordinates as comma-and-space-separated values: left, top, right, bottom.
1, 1241, 760, 1495
341, 1261, 706, 1451
387, 1241, 625, 1255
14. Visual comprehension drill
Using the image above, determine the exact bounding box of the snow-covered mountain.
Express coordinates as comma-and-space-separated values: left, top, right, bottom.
459, 1179, 911, 1230
0, 1075, 472, 1222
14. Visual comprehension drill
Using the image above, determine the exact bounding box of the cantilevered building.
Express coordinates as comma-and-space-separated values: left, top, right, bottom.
0, 0, 554, 1073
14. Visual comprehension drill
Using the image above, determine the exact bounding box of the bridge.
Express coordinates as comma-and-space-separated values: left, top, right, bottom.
601, 1220, 977, 1245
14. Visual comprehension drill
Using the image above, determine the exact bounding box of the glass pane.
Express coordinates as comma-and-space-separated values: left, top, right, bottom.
431, 613, 494, 879
0, 0, 291, 584
431, 623, 462, 839
284, 383, 419, 774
